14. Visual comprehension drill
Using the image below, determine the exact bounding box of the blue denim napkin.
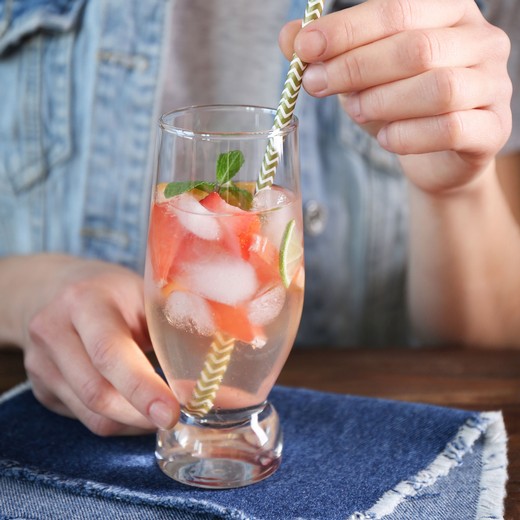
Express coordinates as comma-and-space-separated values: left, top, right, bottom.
0, 382, 507, 520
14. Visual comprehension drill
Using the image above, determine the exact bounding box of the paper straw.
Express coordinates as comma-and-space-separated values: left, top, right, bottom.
185, 0, 323, 418
256, 0, 325, 193
185, 333, 235, 417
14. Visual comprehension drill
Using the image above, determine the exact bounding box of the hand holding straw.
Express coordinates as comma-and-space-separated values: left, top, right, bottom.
256, 0, 325, 193
185, 0, 324, 418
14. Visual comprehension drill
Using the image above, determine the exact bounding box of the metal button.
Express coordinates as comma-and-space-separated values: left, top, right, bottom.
304, 200, 327, 236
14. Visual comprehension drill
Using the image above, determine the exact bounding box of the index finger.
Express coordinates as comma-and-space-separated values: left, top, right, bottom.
294, 0, 478, 62
71, 297, 179, 430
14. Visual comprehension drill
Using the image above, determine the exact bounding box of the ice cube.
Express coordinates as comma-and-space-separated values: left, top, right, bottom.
169, 193, 221, 241
252, 187, 296, 249
180, 254, 258, 306
250, 336, 267, 349
248, 285, 286, 326
164, 291, 215, 336
201, 192, 261, 259
252, 186, 290, 211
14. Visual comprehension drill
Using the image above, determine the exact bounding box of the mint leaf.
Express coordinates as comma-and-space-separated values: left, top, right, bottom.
163, 150, 246, 202
220, 184, 254, 210
164, 181, 214, 198
216, 150, 245, 185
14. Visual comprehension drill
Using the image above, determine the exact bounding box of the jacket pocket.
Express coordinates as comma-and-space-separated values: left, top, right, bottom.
0, 0, 84, 193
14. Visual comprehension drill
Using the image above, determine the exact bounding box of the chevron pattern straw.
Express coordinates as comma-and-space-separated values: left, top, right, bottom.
184, 333, 236, 417
256, 0, 324, 193
185, 1, 324, 418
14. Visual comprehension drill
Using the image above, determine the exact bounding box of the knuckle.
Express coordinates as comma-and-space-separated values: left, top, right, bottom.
407, 30, 437, 71
440, 112, 464, 148
341, 15, 357, 51
487, 24, 511, 61
341, 52, 365, 88
60, 280, 94, 311
432, 68, 461, 112
89, 335, 117, 373
80, 377, 110, 412
126, 377, 147, 405
491, 110, 512, 151
28, 311, 54, 348
380, 0, 414, 33
388, 123, 409, 154
27, 281, 93, 347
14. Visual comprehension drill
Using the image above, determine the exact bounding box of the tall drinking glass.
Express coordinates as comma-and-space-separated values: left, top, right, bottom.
144, 105, 304, 488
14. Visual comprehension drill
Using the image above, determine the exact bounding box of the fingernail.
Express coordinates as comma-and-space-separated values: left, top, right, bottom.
149, 400, 174, 429
298, 30, 327, 58
303, 64, 328, 93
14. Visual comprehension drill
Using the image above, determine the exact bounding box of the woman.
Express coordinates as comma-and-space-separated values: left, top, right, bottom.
0, 0, 518, 435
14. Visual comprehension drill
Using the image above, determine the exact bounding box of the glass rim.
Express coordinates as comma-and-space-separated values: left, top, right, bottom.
159, 104, 299, 140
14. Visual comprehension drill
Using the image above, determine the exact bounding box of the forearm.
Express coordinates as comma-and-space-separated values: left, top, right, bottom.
408, 164, 520, 348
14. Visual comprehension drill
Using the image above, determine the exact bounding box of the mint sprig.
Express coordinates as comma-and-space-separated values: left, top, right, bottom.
216, 150, 245, 185
164, 181, 214, 198
163, 150, 251, 208
220, 184, 253, 206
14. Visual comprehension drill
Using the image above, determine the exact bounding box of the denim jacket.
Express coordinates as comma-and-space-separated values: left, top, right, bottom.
0, 0, 411, 347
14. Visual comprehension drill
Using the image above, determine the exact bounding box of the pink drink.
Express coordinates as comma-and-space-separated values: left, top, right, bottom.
144, 184, 304, 411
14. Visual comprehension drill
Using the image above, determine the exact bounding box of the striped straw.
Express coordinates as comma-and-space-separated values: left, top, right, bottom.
256, 0, 325, 193
184, 333, 235, 417
184, 0, 324, 418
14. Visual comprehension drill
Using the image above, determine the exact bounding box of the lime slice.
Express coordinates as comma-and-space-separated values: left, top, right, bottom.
279, 219, 303, 288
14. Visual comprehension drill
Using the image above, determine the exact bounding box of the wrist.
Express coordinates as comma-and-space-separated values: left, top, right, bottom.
407, 159, 520, 347
0, 256, 30, 346
0, 254, 73, 347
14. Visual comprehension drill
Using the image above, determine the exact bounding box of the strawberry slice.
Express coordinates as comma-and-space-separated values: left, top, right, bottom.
248, 234, 281, 287
200, 192, 260, 259
149, 190, 222, 284
148, 201, 185, 283
209, 300, 264, 345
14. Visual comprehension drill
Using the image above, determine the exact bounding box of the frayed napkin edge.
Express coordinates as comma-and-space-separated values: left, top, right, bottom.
1, 383, 508, 520
476, 412, 508, 520
347, 411, 508, 520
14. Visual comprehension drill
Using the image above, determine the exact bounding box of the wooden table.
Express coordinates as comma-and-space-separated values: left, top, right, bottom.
2, 346, 519, 519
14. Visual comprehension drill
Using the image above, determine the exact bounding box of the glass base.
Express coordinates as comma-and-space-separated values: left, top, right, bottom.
156, 401, 282, 489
